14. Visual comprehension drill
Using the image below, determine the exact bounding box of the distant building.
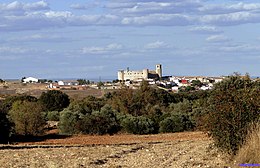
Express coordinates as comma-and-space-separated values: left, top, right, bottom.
58, 80, 79, 86
23, 77, 38, 83
118, 64, 162, 81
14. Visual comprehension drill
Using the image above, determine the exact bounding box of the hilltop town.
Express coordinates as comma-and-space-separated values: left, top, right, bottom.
1, 64, 255, 98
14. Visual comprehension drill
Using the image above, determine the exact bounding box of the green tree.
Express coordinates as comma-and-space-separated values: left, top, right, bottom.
121, 115, 155, 134
77, 79, 88, 85
0, 111, 11, 143
159, 115, 185, 133
9, 101, 46, 136
39, 90, 70, 112
0, 95, 37, 114
191, 80, 203, 87
58, 108, 79, 135
79, 105, 120, 135
97, 81, 104, 89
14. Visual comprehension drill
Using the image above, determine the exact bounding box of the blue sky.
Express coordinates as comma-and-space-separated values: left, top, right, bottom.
0, 0, 260, 79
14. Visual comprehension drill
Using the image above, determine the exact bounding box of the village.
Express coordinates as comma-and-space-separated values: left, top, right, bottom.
42, 64, 225, 92
0, 64, 228, 96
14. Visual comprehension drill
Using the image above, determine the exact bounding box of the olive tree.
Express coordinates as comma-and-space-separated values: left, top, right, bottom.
39, 90, 70, 112
9, 101, 46, 136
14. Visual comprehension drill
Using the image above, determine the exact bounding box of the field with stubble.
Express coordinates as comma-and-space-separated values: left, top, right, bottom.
0, 132, 228, 168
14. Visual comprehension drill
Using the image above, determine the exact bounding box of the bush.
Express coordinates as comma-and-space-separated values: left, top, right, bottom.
59, 105, 121, 135
78, 105, 120, 135
121, 115, 155, 134
58, 108, 79, 135
39, 90, 70, 112
8, 101, 46, 136
204, 75, 260, 155
159, 114, 193, 133
46, 111, 60, 121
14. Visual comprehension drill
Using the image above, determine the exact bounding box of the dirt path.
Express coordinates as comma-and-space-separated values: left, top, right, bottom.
0, 132, 228, 168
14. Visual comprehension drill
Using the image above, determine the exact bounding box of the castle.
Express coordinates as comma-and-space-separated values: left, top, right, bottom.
118, 64, 162, 81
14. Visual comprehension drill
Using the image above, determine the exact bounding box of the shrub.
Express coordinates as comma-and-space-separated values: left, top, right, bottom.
46, 111, 60, 121
58, 108, 79, 135
121, 115, 155, 134
234, 122, 260, 165
204, 75, 260, 155
77, 105, 120, 135
59, 105, 121, 135
8, 101, 46, 136
39, 90, 70, 112
159, 114, 193, 133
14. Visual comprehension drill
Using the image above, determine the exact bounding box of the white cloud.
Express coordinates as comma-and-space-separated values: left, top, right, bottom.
122, 14, 194, 26
199, 2, 260, 15
24, 1, 49, 11
70, 2, 100, 10
44, 11, 72, 18
206, 35, 231, 43
82, 43, 123, 54
200, 12, 260, 26
189, 26, 223, 34
0, 1, 49, 15
219, 44, 260, 52
144, 41, 169, 49
106, 1, 201, 15
2, 1, 260, 32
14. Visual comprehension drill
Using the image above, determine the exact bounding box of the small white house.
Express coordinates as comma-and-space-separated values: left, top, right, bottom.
23, 77, 39, 83
58, 81, 65, 86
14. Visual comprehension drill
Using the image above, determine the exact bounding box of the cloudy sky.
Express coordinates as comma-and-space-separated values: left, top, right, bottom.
0, 0, 260, 79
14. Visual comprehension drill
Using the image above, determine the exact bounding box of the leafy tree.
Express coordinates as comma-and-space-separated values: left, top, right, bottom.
46, 111, 60, 121
38, 79, 47, 83
0, 111, 11, 143
39, 90, 70, 112
97, 81, 104, 89
77, 79, 89, 85
9, 101, 46, 136
0, 95, 37, 114
68, 96, 105, 114
191, 80, 203, 87
58, 108, 79, 135
78, 105, 120, 135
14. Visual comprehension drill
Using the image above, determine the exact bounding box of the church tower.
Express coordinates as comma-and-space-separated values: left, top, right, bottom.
156, 64, 162, 78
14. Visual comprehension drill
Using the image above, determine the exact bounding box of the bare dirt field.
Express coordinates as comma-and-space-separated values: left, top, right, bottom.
0, 82, 106, 99
0, 132, 230, 168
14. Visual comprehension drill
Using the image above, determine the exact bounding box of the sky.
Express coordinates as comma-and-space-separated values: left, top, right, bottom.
0, 0, 260, 79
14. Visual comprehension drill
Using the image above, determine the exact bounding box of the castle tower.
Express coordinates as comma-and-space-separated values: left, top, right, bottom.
156, 64, 162, 78
118, 70, 124, 81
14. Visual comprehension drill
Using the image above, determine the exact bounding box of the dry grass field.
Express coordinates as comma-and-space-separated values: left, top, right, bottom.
0, 81, 106, 99
0, 132, 229, 168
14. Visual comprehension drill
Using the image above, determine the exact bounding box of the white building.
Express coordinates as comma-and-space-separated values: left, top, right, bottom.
23, 77, 38, 83
118, 64, 162, 81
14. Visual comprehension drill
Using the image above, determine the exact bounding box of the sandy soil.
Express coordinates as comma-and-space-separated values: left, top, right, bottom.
0, 132, 229, 168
